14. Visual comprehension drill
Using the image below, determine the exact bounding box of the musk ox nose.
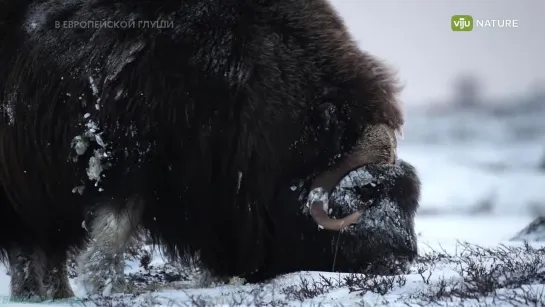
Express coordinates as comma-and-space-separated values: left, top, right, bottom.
327, 159, 421, 274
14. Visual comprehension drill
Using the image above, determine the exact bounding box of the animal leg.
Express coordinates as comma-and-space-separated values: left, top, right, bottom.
43, 252, 74, 300
76, 198, 143, 296
7, 246, 47, 302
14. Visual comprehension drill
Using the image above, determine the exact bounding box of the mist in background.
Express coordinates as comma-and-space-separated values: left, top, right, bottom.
331, 0, 545, 220
331, 0, 545, 105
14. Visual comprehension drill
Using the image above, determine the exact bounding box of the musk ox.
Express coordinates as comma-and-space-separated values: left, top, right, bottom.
245, 158, 420, 283
0, 0, 416, 301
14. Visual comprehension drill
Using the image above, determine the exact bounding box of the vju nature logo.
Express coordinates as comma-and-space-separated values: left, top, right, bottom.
451, 15, 473, 31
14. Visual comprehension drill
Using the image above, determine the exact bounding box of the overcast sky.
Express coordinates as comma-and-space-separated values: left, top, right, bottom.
329, 0, 545, 105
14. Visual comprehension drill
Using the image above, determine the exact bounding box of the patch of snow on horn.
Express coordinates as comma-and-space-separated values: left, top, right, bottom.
337, 168, 375, 189
328, 168, 376, 213
306, 187, 329, 212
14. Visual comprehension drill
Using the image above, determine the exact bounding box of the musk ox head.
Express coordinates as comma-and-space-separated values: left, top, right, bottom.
266, 158, 419, 279
305, 116, 402, 231
326, 159, 420, 273
287, 52, 405, 232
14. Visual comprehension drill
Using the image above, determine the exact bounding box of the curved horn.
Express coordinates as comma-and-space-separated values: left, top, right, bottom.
309, 200, 363, 230
307, 124, 397, 231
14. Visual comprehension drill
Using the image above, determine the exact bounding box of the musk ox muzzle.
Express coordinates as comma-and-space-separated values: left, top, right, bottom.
306, 123, 401, 230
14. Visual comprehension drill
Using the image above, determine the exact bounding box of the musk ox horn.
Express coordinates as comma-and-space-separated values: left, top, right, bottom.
309, 196, 364, 231
307, 124, 398, 231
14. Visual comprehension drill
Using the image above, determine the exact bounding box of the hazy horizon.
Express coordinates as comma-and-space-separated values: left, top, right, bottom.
330, 0, 545, 105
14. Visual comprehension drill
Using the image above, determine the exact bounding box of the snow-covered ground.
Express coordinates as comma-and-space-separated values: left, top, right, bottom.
1, 109, 544, 306
0, 216, 541, 306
